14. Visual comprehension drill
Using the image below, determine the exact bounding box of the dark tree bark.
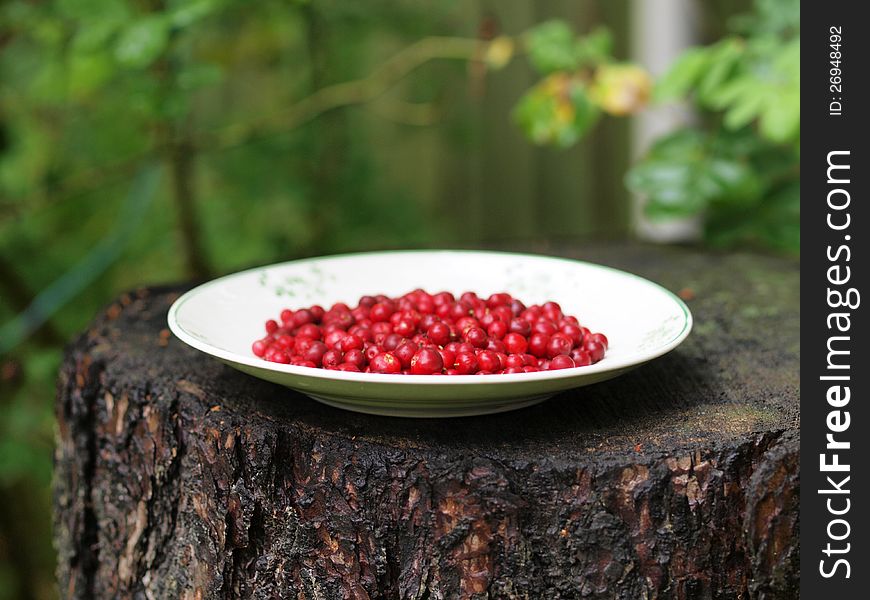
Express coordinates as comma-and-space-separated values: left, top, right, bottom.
54, 243, 799, 599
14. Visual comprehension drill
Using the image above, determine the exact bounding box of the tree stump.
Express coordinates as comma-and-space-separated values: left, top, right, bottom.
54, 243, 799, 600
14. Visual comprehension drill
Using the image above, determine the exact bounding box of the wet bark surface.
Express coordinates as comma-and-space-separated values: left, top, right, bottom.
54, 243, 799, 599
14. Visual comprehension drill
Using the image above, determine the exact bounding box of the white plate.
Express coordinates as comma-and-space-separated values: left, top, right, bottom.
168, 250, 692, 417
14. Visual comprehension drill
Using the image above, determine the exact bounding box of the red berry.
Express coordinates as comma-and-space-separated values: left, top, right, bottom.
485, 338, 506, 354
410, 348, 444, 374
477, 350, 501, 372
296, 323, 321, 340
370, 352, 401, 374
532, 320, 557, 336
321, 349, 343, 368
463, 326, 488, 349
503, 333, 528, 355
265, 319, 279, 334
584, 340, 606, 363
549, 355, 575, 370
427, 322, 451, 346
252, 340, 267, 357
528, 333, 550, 358
303, 341, 328, 366
570, 348, 592, 366
589, 332, 609, 349
504, 354, 525, 369
293, 309, 314, 327
343, 348, 366, 368
453, 352, 479, 375
438, 347, 455, 371
336, 363, 361, 372
560, 324, 584, 346
370, 302, 394, 323
508, 318, 531, 337
394, 340, 417, 369
487, 320, 508, 340
546, 333, 574, 358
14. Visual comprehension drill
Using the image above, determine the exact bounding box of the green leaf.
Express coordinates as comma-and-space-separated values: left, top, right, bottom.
654, 47, 710, 102
575, 27, 613, 66
513, 76, 599, 148
525, 20, 580, 74
115, 16, 169, 69
169, 0, 223, 28
696, 39, 744, 104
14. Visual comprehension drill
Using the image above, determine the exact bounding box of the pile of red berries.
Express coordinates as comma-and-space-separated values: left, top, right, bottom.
252, 290, 607, 375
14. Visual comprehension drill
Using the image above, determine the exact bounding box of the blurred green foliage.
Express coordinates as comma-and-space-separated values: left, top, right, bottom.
627, 0, 800, 253
514, 21, 650, 147
0, 2, 649, 597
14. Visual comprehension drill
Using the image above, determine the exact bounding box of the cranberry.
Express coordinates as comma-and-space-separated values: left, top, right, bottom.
528, 333, 549, 358
485, 338, 506, 354
449, 302, 469, 321
276, 335, 294, 350
570, 348, 592, 366
508, 318, 531, 337
584, 340, 606, 363
560, 324, 584, 346
252, 340, 267, 357
433, 291, 455, 305
322, 349, 344, 368
504, 354, 525, 369
427, 322, 451, 346
303, 341, 328, 366
394, 318, 416, 338
343, 348, 366, 368
486, 292, 512, 308
296, 323, 321, 340
549, 355, 575, 370
337, 334, 364, 352
336, 363, 361, 372
454, 352, 479, 374
351, 306, 369, 322
364, 345, 380, 362
487, 320, 508, 340
280, 309, 294, 325
265, 319, 279, 334
271, 351, 291, 364
542, 301, 562, 321
503, 366, 524, 374
463, 326, 488, 348
589, 332, 609, 349
438, 347, 455, 371
503, 332, 528, 355
383, 333, 403, 351
419, 314, 439, 330
309, 305, 325, 322
293, 309, 314, 327
394, 341, 417, 369
358, 295, 377, 308
477, 350, 501, 372
370, 352, 401, 374
492, 306, 513, 323
370, 302, 394, 322
324, 330, 345, 348
410, 348, 444, 374
532, 320, 557, 336
546, 333, 574, 358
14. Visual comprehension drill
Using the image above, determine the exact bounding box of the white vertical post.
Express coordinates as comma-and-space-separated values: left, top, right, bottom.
630, 0, 703, 242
